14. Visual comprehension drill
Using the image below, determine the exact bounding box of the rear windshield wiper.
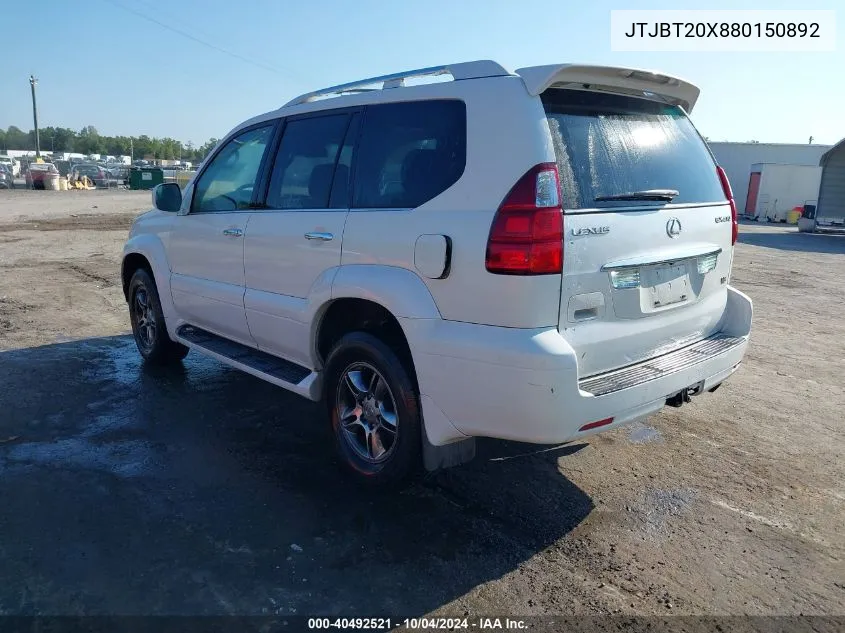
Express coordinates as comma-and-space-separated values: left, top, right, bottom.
594, 189, 679, 202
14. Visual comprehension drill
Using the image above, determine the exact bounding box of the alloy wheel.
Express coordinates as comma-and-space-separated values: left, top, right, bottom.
335, 362, 399, 463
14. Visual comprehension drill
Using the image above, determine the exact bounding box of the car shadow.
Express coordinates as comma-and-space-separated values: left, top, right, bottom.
0, 336, 593, 616
738, 223, 845, 255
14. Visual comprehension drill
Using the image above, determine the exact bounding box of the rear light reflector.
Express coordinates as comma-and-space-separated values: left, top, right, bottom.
610, 269, 641, 289
485, 163, 563, 275
696, 252, 719, 274
716, 166, 738, 245
578, 417, 614, 432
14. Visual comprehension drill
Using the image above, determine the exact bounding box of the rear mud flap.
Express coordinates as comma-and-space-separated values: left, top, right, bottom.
422, 425, 476, 472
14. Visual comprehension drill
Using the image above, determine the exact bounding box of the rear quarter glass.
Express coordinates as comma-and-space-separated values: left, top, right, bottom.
541, 89, 724, 210
352, 99, 466, 209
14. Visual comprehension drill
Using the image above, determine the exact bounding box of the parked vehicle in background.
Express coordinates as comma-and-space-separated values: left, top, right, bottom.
122, 60, 752, 486
109, 164, 129, 184
0, 155, 19, 177
17, 157, 32, 176
70, 163, 108, 188
54, 160, 71, 178
0, 164, 14, 189
25, 162, 59, 189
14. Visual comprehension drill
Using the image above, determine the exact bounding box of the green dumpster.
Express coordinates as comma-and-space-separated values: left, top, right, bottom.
129, 167, 164, 190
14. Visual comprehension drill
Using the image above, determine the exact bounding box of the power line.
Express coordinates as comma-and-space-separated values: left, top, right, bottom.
134, 0, 220, 42
102, 0, 304, 81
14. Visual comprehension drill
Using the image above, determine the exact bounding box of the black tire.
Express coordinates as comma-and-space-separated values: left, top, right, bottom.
324, 331, 421, 487
128, 268, 189, 365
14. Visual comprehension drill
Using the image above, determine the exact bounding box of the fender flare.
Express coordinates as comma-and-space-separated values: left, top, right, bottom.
122, 234, 175, 325
327, 264, 442, 320
307, 264, 442, 363
304, 264, 441, 364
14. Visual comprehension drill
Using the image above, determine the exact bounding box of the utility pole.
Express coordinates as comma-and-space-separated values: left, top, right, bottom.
130, 137, 134, 161
29, 75, 41, 158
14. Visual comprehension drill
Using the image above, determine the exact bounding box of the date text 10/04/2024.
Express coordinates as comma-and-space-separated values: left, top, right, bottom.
307, 617, 528, 630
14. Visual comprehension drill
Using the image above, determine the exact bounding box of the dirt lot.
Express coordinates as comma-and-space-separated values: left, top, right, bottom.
0, 189, 843, 619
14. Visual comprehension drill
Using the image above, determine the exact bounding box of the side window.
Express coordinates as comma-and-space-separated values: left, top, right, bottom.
267, 114, 350, 210
353, 100, 466, 209
192, 124, 274, 212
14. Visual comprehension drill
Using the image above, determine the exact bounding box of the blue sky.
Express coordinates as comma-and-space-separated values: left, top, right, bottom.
2, 0, 843, 146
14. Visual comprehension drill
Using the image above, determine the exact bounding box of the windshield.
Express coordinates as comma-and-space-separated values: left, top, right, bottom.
542, 89, 725, 210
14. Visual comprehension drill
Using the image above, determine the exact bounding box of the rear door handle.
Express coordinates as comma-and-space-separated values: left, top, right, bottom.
304, 232, 333, 241
222, 228, 243, 237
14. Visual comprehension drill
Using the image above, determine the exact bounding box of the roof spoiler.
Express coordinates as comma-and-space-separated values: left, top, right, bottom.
515, 64, 700, 113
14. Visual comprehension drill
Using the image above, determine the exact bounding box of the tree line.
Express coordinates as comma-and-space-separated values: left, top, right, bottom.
0, 125, 218, 162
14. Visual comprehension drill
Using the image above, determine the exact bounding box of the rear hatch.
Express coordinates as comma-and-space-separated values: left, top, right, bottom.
541, 88, 734, 378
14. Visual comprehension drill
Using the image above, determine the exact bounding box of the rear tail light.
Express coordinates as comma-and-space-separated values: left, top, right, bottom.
485, 163, 563, 275
716, 166, 738, 245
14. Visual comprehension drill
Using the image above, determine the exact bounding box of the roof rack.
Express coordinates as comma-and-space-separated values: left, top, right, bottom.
283, 60, 510, 107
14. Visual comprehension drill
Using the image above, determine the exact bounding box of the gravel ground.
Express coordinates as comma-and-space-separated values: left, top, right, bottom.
0, 189, 842, 619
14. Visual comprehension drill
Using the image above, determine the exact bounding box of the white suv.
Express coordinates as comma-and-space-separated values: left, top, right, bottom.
0, 155, 19, 177
122, 60, 752, 485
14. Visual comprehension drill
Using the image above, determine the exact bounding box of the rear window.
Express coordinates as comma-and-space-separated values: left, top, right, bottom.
542, 90, 724, 210
353, 100, 466, 209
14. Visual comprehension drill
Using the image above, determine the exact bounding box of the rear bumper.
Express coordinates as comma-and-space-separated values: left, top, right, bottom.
404, 286, 752, 446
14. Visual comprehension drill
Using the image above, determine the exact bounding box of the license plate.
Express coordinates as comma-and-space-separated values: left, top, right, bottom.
646, 264, 689, 307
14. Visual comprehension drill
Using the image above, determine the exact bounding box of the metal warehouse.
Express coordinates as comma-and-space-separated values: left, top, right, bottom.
812, 138, 845, 231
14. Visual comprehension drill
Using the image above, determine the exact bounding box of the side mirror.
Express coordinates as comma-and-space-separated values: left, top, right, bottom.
152, 182, 182, 212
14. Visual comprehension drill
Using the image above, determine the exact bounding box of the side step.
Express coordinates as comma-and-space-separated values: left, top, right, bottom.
177, 325, 311, 385
579, 334, 745, 397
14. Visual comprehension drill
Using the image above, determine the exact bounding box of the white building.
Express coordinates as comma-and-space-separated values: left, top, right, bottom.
744, 163, 822, 222
707, 142, 831, 214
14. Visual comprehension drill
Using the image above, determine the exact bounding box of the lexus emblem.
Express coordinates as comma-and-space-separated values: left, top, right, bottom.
666, 217, 682, 238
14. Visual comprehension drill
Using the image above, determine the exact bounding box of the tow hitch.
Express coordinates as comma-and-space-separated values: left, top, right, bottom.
666, 381, 705, 407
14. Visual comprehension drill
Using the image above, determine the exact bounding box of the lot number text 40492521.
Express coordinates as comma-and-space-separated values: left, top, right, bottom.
307, 617, 528, 630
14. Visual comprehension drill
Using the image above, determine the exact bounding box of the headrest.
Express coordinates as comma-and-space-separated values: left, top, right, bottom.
309, 163, 336, 199
401, 149, 443, 206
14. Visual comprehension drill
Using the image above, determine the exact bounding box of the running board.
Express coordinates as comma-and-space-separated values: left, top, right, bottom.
176, 325, 318, 397
579, 334, 745, 397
